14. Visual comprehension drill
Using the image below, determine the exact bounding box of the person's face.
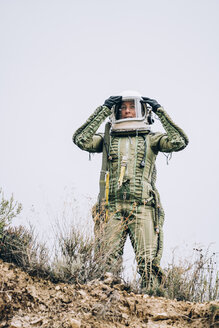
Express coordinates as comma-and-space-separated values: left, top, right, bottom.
120, 100, 136, 119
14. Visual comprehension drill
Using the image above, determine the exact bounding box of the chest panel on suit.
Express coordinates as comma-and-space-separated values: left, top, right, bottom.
108, 135, 157, 202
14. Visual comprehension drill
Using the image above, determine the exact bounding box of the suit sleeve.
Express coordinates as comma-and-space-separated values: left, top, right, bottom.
150, 107, 189, 153
72, 105, 111, 153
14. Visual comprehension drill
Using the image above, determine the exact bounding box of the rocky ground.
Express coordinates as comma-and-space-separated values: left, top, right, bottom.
0, 259, 218, 328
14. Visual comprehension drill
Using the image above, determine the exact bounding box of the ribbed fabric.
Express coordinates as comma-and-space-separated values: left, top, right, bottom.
73, 105, 189, 283
73, 105, 111, 152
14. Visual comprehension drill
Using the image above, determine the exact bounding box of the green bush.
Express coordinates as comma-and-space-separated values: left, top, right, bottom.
0, 189, 22, 240
0, 190, 51, 278
0, 224, 51, 278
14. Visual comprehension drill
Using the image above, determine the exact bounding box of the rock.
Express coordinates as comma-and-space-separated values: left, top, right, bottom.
122, 313, 129, 320
26, 286, 37, 298
0, 322, 7, 328
109, 290, 121, 302
152, 312, 169, 321
78, 290, 87, 297
100, 283, 111, 291
61, 294, 72, 304
10, 319, 22, 328
68, 318, 81, 328
104, 272, 114, 284
30, 317, 43, 325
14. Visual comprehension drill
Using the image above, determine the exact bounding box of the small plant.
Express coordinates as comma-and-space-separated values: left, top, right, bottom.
52, 225, 95, 283
51, 223, 122, 284
0, 190, 51, 278
0, 189, 22, 240
0, 224, 51, 278
139, 247, 219, 302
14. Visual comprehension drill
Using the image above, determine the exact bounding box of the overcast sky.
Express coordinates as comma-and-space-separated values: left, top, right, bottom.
1, 0, 219, 267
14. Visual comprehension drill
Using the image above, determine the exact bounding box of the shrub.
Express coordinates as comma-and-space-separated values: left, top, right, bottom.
0, 189, 22, 240
143, 247, 219, 302
51, 223, 122, 284
0, 189, 218, 302
0, 224, 51, 278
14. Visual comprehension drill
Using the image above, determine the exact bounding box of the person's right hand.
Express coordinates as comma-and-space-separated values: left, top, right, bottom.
103, 96, 122, 109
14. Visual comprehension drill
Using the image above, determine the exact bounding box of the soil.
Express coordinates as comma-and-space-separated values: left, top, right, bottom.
0, 259, 218, 328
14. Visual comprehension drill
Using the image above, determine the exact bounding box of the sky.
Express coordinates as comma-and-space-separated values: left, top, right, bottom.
0, 0, 219, 270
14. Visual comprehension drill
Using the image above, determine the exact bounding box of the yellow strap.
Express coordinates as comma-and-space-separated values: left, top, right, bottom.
118, 166, 126, 188
118, 156, 128, 188
105, 171, 110, 222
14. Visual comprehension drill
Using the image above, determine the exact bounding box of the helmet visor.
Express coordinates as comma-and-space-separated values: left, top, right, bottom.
114, 97, 145, 121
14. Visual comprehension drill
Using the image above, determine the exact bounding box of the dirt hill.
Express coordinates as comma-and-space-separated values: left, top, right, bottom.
0, 259, 218, 328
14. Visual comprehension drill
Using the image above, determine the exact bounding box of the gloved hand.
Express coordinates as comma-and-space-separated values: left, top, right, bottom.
103, 96, 122, 110
141, 97, 161, 113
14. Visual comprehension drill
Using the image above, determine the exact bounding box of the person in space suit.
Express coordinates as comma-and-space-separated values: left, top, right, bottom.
73, 91, 189, 287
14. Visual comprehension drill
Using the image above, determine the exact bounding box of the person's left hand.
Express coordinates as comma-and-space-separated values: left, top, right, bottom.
141, 97, 161, 113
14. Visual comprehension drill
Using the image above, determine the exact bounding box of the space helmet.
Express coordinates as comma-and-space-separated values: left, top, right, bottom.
110, 90, 152, 134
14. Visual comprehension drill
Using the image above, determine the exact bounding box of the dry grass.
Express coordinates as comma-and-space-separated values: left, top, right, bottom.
1, 219, 218, 302
0, 224, 51, 278
0, 191, 218, 301
141, 247, 219, 302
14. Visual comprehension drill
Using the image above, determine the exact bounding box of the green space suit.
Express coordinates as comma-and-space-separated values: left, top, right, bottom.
73, 94, 188, 287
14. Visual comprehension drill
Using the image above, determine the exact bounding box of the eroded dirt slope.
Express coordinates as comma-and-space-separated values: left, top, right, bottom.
0, 259, 218, 328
